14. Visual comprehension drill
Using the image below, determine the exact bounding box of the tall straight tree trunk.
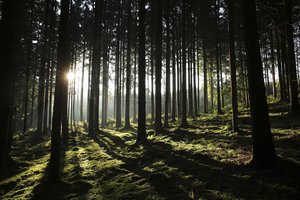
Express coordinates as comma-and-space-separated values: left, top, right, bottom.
192, 15, 198, 116
187, 9, 193, 117
0, 0, 19, 169
89, 0, 102, 136
203, 39, 208, 113
164, 0, 171, 128
216, 0, 223, 115
210, 65, 214, 110
80, 41, 86, 122
277, 1, 289, 102
87, 46, 92, 122
197, 41, 201, 113
153, 0, 163, 132
227, 0, 238, 132
133, 41, 137, 123
23, 0, 34, 133
137, 0, 147, 144
171, 8, 177, 122
241, 0, 276, 168
49, 0, 70, 182
177, 35, 182, 117
43, 51, 50, 134
115, 0, 122, 128
284, 0, 299, 114
48, 0, 57, 130
124, 0, 132, 129
276, 36, 285, 101
180, 0, 188, 127
30, 65, 37, 127
220, 41, 225, 108
150, 1, 155, 124
270, 31, 277, 98
101, 36, 108, 128
37, 0, 51, 137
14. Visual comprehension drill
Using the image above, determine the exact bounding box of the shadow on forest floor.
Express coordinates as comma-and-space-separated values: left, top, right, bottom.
1, 102, 300, 199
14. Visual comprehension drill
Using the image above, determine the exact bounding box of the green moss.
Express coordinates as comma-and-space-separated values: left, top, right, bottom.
1, 102, 300, 200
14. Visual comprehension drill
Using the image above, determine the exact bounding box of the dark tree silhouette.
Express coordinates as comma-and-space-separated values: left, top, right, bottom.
124, 0, 132, 130
153, 0, 163, 132
241, 0, 276, 168
89, 0, 103, 136
137, 0, 147, 144
49, 0, 70, 182
0, 0, 20, 169
164, 0, 171, 128
180, 0, 188, 127
227, 0, 238, 132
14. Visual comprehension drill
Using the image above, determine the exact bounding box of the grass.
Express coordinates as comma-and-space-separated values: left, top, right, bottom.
0, 102, 299, 200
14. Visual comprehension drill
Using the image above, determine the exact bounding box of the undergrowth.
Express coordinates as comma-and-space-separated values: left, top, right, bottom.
0, 102, 299, 200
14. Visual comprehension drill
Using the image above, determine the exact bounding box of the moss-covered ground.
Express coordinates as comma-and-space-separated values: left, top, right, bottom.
1, 102, 300, 200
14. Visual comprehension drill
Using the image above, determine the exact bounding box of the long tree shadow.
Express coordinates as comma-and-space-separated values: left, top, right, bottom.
91, 127, 300, 199
31, 132, 92, 200
91, 132, 191, 199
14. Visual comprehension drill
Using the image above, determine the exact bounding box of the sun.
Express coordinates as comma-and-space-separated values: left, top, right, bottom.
66, 71, 75, 81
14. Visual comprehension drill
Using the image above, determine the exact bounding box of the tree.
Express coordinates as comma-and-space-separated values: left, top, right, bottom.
115, 0, 122, 128
241, 0, 276, 168
164, 0, 171, 128
180, 0, 188, 127
227, 0, 238, 132
136, 0, 147, 144
0, 0, 19, 170
49, 0, 70, 182
215, 0, 223, 115
89, 0, 103, 136
284, 0, 299, 115
124, 0, 132, 130
37, 0, 51, 137
153, 0, 163, 132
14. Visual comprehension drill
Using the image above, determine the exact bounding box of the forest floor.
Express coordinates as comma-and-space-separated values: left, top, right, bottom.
1, 102, 300, 200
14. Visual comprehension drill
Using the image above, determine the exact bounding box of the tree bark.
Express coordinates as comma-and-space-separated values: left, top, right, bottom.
89, 0, 103, 136
164, 0, 171, 128
180, 0, 188, 127
124, 0, 132, 129
49, 0, 70, 182
153, 0, 163, 132
241, 0, 276, 168
137, 0, 147, 144
227, 0, 238, 132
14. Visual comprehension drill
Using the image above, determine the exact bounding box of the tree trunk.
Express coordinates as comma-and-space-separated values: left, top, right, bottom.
23, 0, 34, 133
80, 41, 86, 122
203, 39, 208, 114
216, 0, 223, 115
137, 0, 147, 144
124, 0, 132, 129
115, 0, 122, 128
241, 0, 276, 168
153, 0, 163, 132
227, 0, 238, 132
37, 0, 51, 137
0, 0, 19, 169
171, 7, 177, 122
49, 0, 70, 182
270, 31, 277, 98
284, 0, 299, 114
89, 0, 102, 136
133, 40, 137, 123
164, 0, 170, 128
180, 0, 188, 127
